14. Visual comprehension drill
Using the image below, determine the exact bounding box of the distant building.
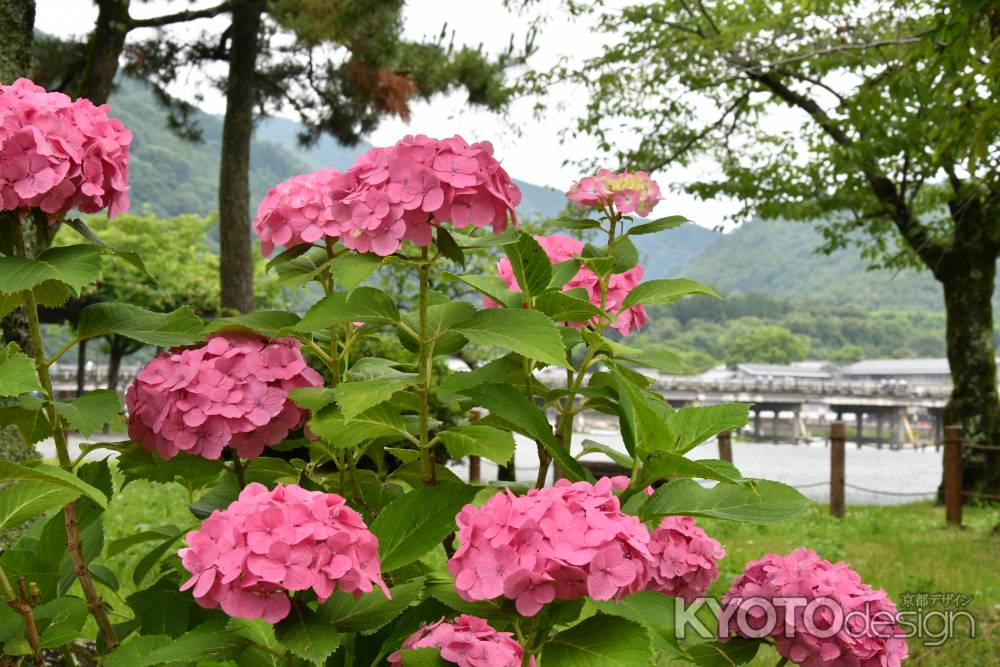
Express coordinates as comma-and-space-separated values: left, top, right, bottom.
840, 358, 954, 385
698, 361, 835, 382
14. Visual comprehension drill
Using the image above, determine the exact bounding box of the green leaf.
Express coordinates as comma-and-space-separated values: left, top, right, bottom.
0, 461, 107, 509
683, 638, 761, 666
133, 533, 185, 586
436, 355, 521, 399
436, 227, 466, 267
371, 482, 479, 571
448, 228, 519, 248
612, 236, 639, 273
126, 578, 194, 638
578, 439, 634, 468
108, 525, 183, 557
116, 441, 224, 488
609, 366, 673, 458
534, 291, 601, 322
288, 386, 338, 412
35, 596, 88, 648
78, 303, 204, 347
617, 346, 689, 374
108, 626, 251, 667
439, 424, 515, 465
53, 390, 122, 437
459, 383, 593, 482
265, 243, 314, 272
328, 252, 382, 289
333, 373, 420, 418
590, 591, 685, 657
399, 647, 449, 665
319, 576, 425, 633
627, 215, 689, 235
551, 216, 602, 230
442, 272, 520, 308
425, 571, 506, 619
0, 244, 102, 295
668, 404, 751, 454
549, 259, 581, 290
0, 404, 50, 445
620, 278, 721, 310
188, 474, 240, 520
541, 614, 653, 666
640, 478, 812, 524
0, 481, 79, 531
503, 232, 552, 297
0, 343, 42, 397
204, 311, 300, 338
455, 308, 571, 369
295, 286, 399, 333
309, 403, 411, 451
641, 453, 747, 485
275, 601, 342, 664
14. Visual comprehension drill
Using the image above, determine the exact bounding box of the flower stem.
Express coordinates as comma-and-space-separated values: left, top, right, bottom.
231, 451, 247, 488
0, 565, 42, 664
776, 658, 789, 667
8, 218, 119, 652
417, 246, 434, 485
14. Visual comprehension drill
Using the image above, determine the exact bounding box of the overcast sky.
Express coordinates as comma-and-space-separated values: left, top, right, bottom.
35, 0, 743, 228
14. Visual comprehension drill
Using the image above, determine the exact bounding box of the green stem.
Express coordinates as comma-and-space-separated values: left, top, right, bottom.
231, 451, 247, 488
0, 564, 42, 664
8, 218, 119, 652
776, 658, 788, 667
45, 335, 83, 367
417, 247, 435, 485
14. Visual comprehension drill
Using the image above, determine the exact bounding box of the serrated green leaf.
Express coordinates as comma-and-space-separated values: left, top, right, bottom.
534, 291, 601, 322
108, 525, 184, 557
35, 596, 88, 648
107, 625, 251, 666
0, 244, 102, 295
641, 453, 747, 485
627, 215, 689, 235
204, 310, 300, 338
399, 647, 449, 665
0, 343, 42, 397
53, 389, 122, 437
617, 346, 689, 374
333, 373, 420, 418
549, 259, 581, 290
439, 424, 515, 465
116, 441, 224, 488
78, 303, 204, 347
436, 355, 522, 399
455, 308, 571, 369
442, 272, 520, 308
590, 591, 685, 657
371, 483, 479, 571
620, 278, 721, 310
329, 251, 383, 289
612, 236, 639, 273
309, 402, 412, 452
0, 461, 107, 508
275, 601, 342, 664
319, 576, 424, 633
683, 638, 761, 665
609, 366, 673, 458
640, 478, 812, 524
447, 228, 519, 248
667, 403, 751, 454
295, 286, 399, 333
541, 614, 653, 666
504, 232, 552, 297
0, 481, 79, 531
550, 216, 602, 230
287, 386, 338, 412
436, 227, 466, 267
578, 439, 634, 468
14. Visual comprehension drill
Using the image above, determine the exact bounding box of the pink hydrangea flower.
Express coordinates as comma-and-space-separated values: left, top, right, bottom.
126, 334, 323, 460
566, 169, 661, 217
179, 483, 389, 623
487, 234, 648, 335
0, 78, 130, 219
447, 478, 654, 616
389, 615, 532, 667
647, 516, 724, 602
252, 134, 521, 257
252, 168, 342, 256
721, 548, 908, 667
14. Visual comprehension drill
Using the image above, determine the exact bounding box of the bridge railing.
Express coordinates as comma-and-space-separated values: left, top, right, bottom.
649, 375, 953, 399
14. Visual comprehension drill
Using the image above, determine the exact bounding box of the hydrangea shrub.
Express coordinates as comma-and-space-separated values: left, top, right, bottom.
0, 79, 907, 667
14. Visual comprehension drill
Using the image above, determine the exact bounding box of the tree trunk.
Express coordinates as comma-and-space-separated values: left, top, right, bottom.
218, 0, 263, 315
106, 336, 125, 392
0, 0, 34, 84
74, 0, 130, 104
76, 338, 87, 397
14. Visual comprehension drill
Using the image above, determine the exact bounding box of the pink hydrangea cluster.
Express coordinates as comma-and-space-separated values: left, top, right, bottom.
0, 78, 130, 219
721, 548, 908, 667
566, 169, 661, 216
179, 483, 389, 623
126, 334, 323, 460
447, 477, 654, 616
252, 167, 341, 256
488, 234, 648, 335
253, 134, 521, 257
647, 516, 724, 602
389, 615, 532, 667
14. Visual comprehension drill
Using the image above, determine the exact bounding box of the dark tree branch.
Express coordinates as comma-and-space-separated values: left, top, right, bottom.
646, 92, 750, 171
128, 1, 234, 29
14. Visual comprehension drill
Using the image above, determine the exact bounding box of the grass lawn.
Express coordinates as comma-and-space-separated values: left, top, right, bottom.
99, 474, 999, 666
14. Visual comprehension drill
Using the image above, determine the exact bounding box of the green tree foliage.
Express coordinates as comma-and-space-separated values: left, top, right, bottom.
724, 323, 808, 365
541, 0, 1000, 493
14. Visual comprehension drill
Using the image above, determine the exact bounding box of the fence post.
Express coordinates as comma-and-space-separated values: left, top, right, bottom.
718, 430, 733, 463
468, 456, 481, 483
944, 425, 963, 527
830, 421, 845, 519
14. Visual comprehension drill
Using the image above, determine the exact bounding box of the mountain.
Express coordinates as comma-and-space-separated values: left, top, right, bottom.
679, 218, 945, 310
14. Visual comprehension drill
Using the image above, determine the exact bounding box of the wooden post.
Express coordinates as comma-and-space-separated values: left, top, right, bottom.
468, 456, 481, 483
718, 430, 733, 463
830, 421, 845, 519
856, 412, 864, 449
944, 425, 963, 527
